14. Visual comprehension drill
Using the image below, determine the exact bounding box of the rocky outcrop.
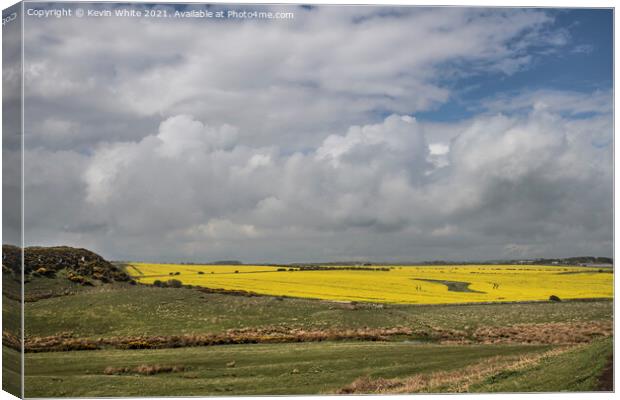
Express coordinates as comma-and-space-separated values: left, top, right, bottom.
2, 245, 131, 283
2, 244, 20, 275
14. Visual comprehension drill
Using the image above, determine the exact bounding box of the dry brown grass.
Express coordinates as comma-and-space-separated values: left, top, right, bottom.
338, 346, 577, 394
23, 320, 612, 353
2, 330, 21, 350
431, 320, 612, 345
24, 326, 418, 352
469, 321, 612, 345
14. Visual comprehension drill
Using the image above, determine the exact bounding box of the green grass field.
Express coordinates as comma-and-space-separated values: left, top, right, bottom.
2, 275, 22, 398
24, 341, 552, 397
24, 284, 612, 339
2, 347, 21, 397
471, 338, 613, 392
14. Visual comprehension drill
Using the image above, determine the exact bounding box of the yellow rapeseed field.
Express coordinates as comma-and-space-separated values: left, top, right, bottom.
128, 263, 613, 304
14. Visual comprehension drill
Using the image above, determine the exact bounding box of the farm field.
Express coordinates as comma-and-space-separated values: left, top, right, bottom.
22, 339, 611, 397
470, 338, 613, 393
15, 268, 614, 396
2, 346, 20, 397
21, 342, 549, 396
129, 263, 613, 304
9, 249, 614, 396
23, 284, 613, 339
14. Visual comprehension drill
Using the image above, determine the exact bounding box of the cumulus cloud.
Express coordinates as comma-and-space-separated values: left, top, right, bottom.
23, 6, 566, 151
18, 6, 612, 262
23, 105, 612, 262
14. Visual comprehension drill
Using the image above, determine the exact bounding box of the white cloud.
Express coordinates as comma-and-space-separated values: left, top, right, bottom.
19, 6, 612, 262
186, 219, 260, 240
156, 115, 238, 158
571, 44, 594, 54
480, 89, 613, 117
23, 6, 567, 152
22, 106, 605, 262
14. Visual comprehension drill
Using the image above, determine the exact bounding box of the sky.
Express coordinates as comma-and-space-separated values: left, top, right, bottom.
12, 3, 613, 263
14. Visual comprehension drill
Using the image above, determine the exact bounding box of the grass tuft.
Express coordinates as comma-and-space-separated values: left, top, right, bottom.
103, 364, 185, 376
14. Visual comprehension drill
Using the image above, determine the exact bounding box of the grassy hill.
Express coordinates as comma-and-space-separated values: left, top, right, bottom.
24, 284, 612, 340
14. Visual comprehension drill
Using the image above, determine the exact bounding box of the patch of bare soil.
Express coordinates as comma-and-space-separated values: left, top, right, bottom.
596, 354, 613, 391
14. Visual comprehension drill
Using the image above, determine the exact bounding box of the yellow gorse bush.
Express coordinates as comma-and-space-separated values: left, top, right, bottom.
128, 263, 613, 305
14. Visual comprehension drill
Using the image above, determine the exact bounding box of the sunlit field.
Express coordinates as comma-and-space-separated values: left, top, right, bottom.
128, 263, 613, 304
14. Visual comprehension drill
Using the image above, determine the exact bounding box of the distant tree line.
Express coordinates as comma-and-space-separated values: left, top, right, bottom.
288, 265, 391, 272
530, 257, 613, 266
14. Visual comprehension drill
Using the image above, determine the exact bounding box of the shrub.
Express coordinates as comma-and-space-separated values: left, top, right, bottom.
549, 295, 561, 302
198, 271, 204, 274
104, 366, 128, 375
234, 270, 239, 274
67, 273, 92, 286
62, 342, 98, 351
167, 279, 183, 288
153, 280, 163, 287
35, 267, 56, 277
123, 340, 153, 350
135, 364, 183, 375
104, 364, 185, 376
